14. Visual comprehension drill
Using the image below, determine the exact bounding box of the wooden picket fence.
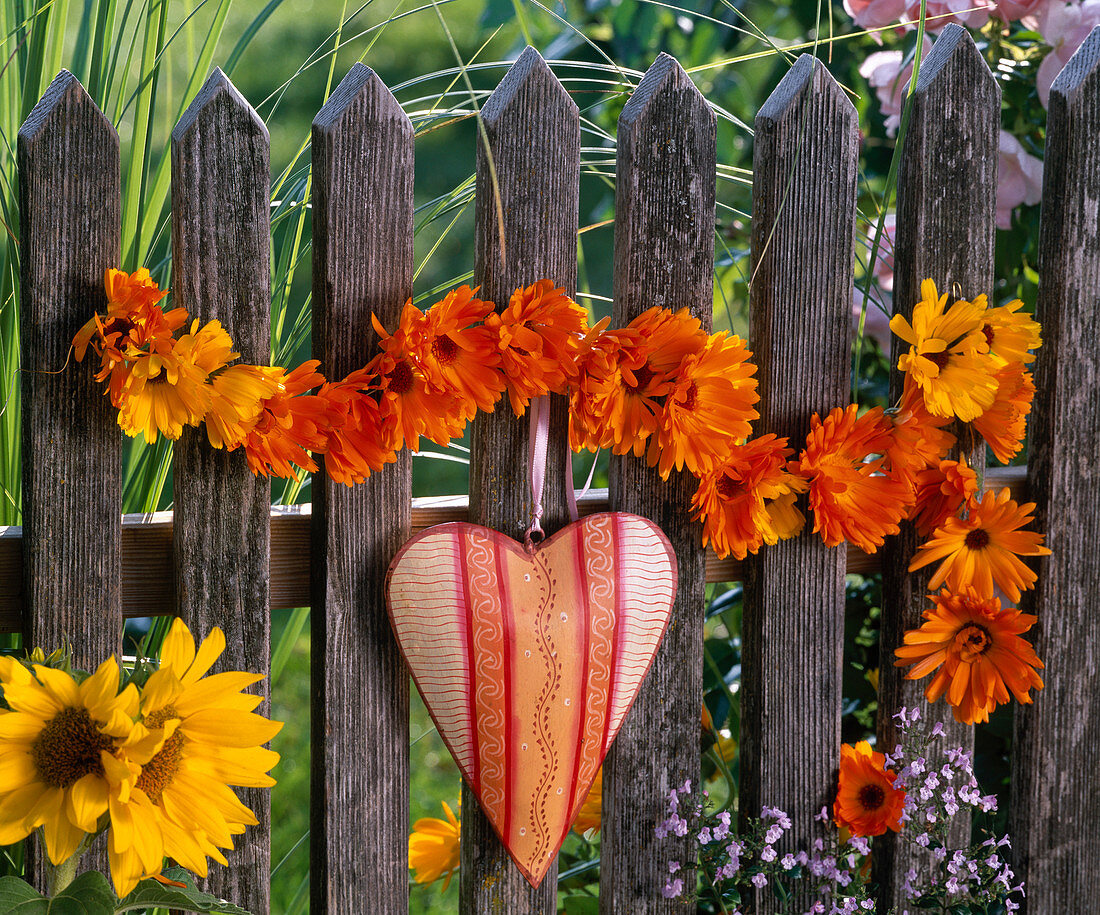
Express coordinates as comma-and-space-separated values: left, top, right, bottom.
1, 21, 1098, 915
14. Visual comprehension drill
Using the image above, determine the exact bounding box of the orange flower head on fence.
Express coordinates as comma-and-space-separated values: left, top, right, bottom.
243, 361, 337, 479
204, 364, 282, 450
649, 331, 759, 479
409, 800, 461, 890
485, 280, 592, 415
981, 297, 1042, 367
894, 587, 1044, 724
409, 287, 506, 419
316, 372, 397, 485
971, 363, 1035, 465
366, 350, 467, 452
834, 740, 906, 837
909, 459, 979, 539
691, 434, 807, 560
883, 373, 956, 488
108, 618, 282, 896
908, 487, 1051, 602
795, 404, 913, 553
0, 655, 142, 866
890, 279, 998, 422
115, 347, 214, 443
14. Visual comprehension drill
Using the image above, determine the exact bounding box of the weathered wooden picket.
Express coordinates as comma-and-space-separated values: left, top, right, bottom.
2, 21, 1099, 915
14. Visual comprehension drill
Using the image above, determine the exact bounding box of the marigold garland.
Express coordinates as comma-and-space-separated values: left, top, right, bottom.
76, 268, 1049, 727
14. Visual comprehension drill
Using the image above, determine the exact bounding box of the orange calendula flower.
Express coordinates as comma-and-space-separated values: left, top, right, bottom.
243, 361, 340, 479
691, 435, 808, 560
795, 405, 913, 553
367, 351, 467, 452
402, 287, 506, 419
572, 767, 602, 836
409, 800, 461, 890
909, 459, 979, 539
833, 741, 906, 837
971, 363, 1034, 465
894, 588, 1044, 725
909, 487, 1051, 602
980, 298, 1042, 367
884, 373, 956, 489
649, 332, 759, 479
485, 280, 593, 416
316, 373, 397, 485
204, 364, 282, 450
115, 349, 213, 443
890, 279, 997, 422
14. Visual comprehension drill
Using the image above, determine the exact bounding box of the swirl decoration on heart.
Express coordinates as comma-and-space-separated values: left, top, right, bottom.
385, 512, 677, 886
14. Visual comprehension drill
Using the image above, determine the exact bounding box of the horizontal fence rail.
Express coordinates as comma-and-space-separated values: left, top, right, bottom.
7, 24, 1100, 915
0, 468, 1028, 633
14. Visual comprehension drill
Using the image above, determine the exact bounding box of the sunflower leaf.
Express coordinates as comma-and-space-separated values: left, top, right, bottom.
114, 867, 253, 914
0, 871, 115, 914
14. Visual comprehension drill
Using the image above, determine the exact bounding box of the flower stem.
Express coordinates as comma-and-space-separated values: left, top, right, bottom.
47, 852, 81, 895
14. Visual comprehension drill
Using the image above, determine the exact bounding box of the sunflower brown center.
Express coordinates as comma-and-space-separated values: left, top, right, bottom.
31, 707, 112, 788
137, 707, 185, 806
682, 381, 699, 412
858, 783, 885, 811
388, 359, 415, 395
431, 335, 459, 365
964, 529, 990, 550
955, 624, 991, 663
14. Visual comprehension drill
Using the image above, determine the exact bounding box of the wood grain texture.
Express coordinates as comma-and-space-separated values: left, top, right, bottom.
463, 46, 578, 914
874, 25, 998, 907
309, 64, 413, 915
18, 67, 121, 890
170, 68, 272, 914
600, 53, 715, 915
1009, 27, 1100, 912
0, 467, 1028, 633
742, 55, 857, 914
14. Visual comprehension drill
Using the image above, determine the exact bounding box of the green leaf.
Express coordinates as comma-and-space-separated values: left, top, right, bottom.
0, 872, 116, 914
115, 868, 253, 914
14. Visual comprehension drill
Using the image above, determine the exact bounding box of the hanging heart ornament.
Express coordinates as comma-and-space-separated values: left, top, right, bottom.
386, 512, 677, 886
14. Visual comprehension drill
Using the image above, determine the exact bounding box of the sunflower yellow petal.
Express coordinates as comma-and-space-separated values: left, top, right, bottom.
32, 665, 80, 708
183, 627, 226, 686
174, 672, 265, 718
181, 710, 282, 747
67, 773, 109, 833
160, 618, 197, 678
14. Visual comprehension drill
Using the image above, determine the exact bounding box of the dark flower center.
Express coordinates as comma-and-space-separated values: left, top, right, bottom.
137, 707, 185, 806
625, 363, 655, 394
717, 476, 745, 499
956, 624, 991, 662
682, 382, 699, 412
858, 783, 886, 811
964, 529, 990, 550
102, 317, 135, 338
31, 707, 112, 788
431, 335, 459, 365
929, 351, 951, 370
388, 359, 415, 395
983, 324, 995, 347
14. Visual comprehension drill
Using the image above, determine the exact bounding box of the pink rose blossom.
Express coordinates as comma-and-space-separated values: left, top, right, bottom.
846, 0, 909, 35
996, 130, 1044, 229
903, 0, 995, 28
1037, 1, 1100, 107
860, 39, 932, 135
992, 0, 1054, 22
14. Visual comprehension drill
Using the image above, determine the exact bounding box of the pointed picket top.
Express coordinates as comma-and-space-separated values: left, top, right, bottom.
481, 45, 577, 127
619, 52, 712, 134
1051, 24, 1100, 105
314, 62, 412, 137
173, 66, 268, 145
758, 53, 857, 130
915, 22, 996, 97
19, 69, 117, 148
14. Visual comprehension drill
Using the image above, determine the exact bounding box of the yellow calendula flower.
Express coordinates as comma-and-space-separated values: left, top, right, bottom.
889, 279, 998, 422
0, 656, 144, 865
409, 800, 460, 889
107, 619, 282, 896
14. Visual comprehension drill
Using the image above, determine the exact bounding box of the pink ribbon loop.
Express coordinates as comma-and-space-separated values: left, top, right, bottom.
525, 395, 551, 552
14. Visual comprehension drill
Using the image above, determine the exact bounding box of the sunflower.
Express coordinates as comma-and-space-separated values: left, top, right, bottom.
795, 405, 913, 553
0, 656, 141, 865
970, 363, 1034, 465
909, 459, 979, 538
409, 800, 460, 889
484, 280, 593, 415
649, 332, 759, 478
572, 767, 602, 836
894, 588, 1044, 724
691, 435, 807, 560
406, 287, 506, 418
833, 741, 906, 837
108, 619, 282, 896
890, 279, 998, 422
980, 298, 1042, 367
908, 487, 1051, 602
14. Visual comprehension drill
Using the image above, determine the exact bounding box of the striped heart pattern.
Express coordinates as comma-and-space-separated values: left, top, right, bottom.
386, 512, 677, 886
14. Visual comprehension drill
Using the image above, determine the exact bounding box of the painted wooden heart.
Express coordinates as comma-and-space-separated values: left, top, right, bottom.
386, 512, 677, 886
